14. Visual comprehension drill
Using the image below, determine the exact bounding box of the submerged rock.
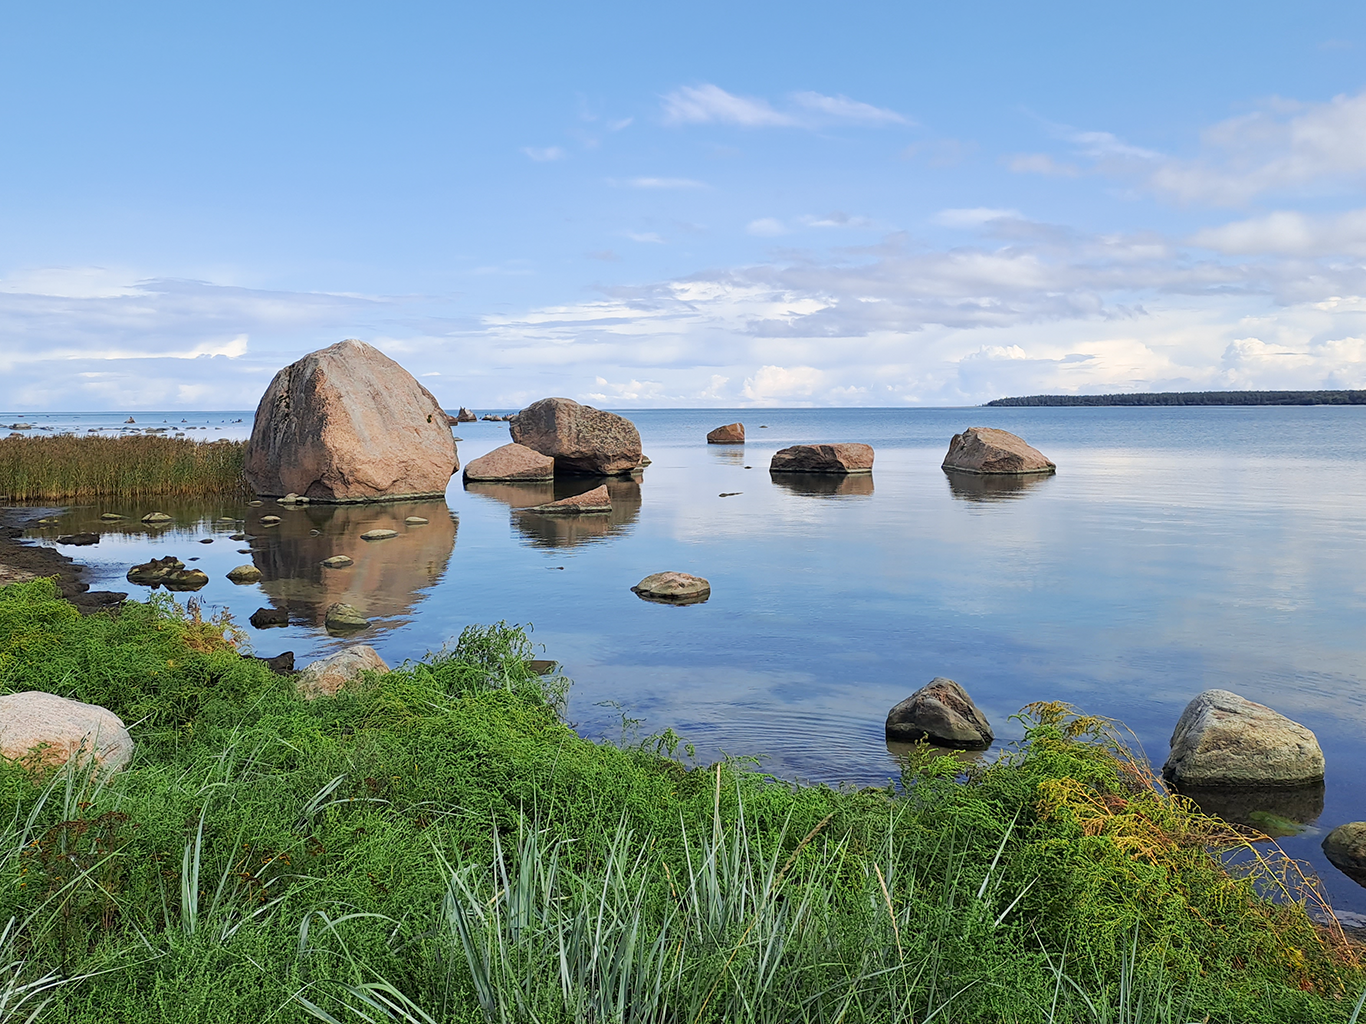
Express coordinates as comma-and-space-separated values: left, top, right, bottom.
141, 511, 172, 524
0, 691, 133, 774
244, 338, 458, 502
296, 645, 389, 699
126, 556, 208, 591
56, 534, 99, 546
249, 607, 289, 629
769, 444, 874, 474
519, 484, 612, 515
321, 555, 354, 568
360, 528, 398, 540
631, 571, 710, 604
463, 442, 556, 482
1163, 690, 1324, 788
226, 564, 262, 583
324, 603, 369, 631
510, 397, 643, 475
941, 427, 1055, 476
100, 513, 125, 520
885, 678, 994, 750
707, 423, 745, 444
405, 516, 428, 525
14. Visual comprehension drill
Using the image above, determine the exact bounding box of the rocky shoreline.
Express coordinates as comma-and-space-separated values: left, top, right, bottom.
0, 507, 126, 614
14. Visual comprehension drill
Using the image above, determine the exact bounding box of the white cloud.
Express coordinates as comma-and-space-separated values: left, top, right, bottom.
746, 218, 787, 237
1006, 153, 1080, 177
661, 84, 795, 127
1191, 209, 1366, 256
522, 146, 566, 162
791, 91, 909, 125
609, 177, 705, 189
934, 208, 1022, 228
625, 231, 665, 244
741, 365, 824, 403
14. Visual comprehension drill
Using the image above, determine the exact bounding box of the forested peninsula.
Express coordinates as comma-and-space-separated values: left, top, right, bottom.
987, 390, 1366, 407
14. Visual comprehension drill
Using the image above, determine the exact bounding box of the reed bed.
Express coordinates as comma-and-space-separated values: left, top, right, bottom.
0, 434, 248, 500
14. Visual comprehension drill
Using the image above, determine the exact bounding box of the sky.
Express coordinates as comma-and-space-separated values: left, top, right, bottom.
3, 0, 1366, 410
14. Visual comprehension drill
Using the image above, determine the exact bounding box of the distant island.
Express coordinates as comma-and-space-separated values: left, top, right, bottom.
986, 389, 1366, 407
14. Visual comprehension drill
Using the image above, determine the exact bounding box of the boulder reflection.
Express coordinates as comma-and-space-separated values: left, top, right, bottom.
943, 469, 1052, 503
1175, 783, 1325, 837
244, 500, 456, 628
770, 471, 874, 497
466, 477, 642, 548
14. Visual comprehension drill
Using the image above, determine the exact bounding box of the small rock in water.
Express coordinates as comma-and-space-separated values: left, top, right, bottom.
226, 564, 262, 583
631, 572, 710, 605
141, 511, 173, 523
520, 485, 612, 515
260, 515, 282, 525
1163, 689, 1323, 788
360, 528, 398, 540
405, 516, 428, 525
199, 538, 214, 544
719, 492, 741, 498
249, 607, 289, 629
56, 534, 100, 546
237, 548, 252, 554
309, 528, 321, 535
216, 517, 236, 523
707, 422, 745, 444
324, 603, 369, 632
229, 533, 246, 540
126, 556, 208, 591
100, 512, 125, 520
321, 555, 354, 568
1323, 823, 1366, 877
249, 500, 263, 506
886, 678, 994, 750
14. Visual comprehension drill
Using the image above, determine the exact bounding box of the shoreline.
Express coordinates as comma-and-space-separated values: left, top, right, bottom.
0, 506, 126, 614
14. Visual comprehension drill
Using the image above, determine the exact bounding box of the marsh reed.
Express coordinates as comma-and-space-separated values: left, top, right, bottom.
0, 434, 249, 500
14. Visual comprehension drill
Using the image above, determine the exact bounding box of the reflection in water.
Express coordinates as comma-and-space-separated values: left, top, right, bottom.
1176, 783, 1325, 836
769, 472, 874, 497
467, 477, 642, 548
885, 739, 986, 769
245, 501, 457, 628
943, 469, 1051, 503
709, 446, 745, 465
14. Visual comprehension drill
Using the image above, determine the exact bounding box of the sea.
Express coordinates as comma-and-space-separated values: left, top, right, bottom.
6, 405, 1366, 913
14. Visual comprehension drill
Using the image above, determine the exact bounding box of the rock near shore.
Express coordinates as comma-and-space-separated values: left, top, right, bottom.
941, 427, 1055, 476
885, 678, 994, 750
463, 442, 556, 482
296, 645, 389, 699
769, 443, 874, 474
0, 691, 133, 774
510, 398, 643, 476
244, 339, 458, 502
1163, 689, 1324, 788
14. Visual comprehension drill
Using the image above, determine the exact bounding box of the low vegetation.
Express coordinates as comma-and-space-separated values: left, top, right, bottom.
0, 435, 248, 501
0, 576, 1362, 1022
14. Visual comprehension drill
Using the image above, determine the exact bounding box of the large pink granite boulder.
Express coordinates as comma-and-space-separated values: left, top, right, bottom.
0, 691, 133, 773
463, 443, 555, 482
510, 398, 642, 476
296, 645, 390, 699
769, 443, 874, 474
707, 423, 745, 444
941, 427, 1054, 476
244, 339, 459, 502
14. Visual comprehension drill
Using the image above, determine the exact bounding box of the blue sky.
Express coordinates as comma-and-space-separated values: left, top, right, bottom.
3, 0, 1366, 409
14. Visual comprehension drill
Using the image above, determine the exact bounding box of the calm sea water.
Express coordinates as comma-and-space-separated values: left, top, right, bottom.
9, 406, 1366, 912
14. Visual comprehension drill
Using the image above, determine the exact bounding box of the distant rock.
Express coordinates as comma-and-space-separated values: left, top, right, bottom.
321, 555, 354, 568
1324, 823, 1366, 876
769, 444, 874, 474
324, 603, 369, 631
279, 492, 309, 505
56, 534, 100, 546
520, 484, 612, 514
885, 678, 994, 750
360, 528, 398, 540
941, 427, 1055, 476
296, 645, 389, 699
8, 422, 33, 430
249, 607, 289, 628
631, 571, 710, 604
1163, 690, 1324, 787
226, 564, 262, 583
463, 443, 556, 482
141, 511, 172, 523
100, 513, 124, 520
0, 691, 133, 774
243, 338, 459, 502
510, 398, 643, 475
455, 407, 477, 423
124, 417, 135, 423
707, 423, 745, 444
126, 556, 208, 591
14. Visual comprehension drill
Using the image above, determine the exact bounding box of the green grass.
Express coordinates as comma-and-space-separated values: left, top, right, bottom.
0, 576, 1361, 1022
0, 435, 248, 500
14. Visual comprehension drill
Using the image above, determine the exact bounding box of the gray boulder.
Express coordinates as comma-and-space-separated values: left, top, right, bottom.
1324, 823, 1366, 875
885, 678, 993, 750
510, 398, 642, 475
0, 691, 133, 774
1163, 689, 1323, 787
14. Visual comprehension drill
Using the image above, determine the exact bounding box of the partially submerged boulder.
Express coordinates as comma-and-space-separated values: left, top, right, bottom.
0, 691, 133, 774
510, 398, 642, 475
519, 484, 612, 515
1163, 690, 1323, 788
632, 572, 710, 604
126, 556, 208, 591
250, 607, 289, 628
244, 338, 459, 502
455, 407, 477, 423
324, 603, 369, 632
885, 678, 994, 750
226, 564, 262, 583
769, 444, 874, 474
463, 443, 556, 482
296, 645, 389, 699
1324, 823, 1366, 876
707, 423, 745, 444
942, 428, 1054, 476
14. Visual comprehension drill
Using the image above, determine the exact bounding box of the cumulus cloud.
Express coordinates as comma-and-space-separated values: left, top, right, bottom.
660, 84, 908, 130
1191, 208, 1366, 256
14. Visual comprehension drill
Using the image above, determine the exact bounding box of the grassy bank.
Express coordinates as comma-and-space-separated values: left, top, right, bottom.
0, 435, 248, 500
0, 577, 1361, 1023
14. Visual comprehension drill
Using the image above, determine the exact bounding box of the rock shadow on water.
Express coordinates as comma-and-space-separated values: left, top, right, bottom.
470, 477, 641, 549
769, 471, 874, 497
1175, 782, 1325, 838
886, 738, 987, 770
943, 468, 1052, 503
244, 499, 456, 630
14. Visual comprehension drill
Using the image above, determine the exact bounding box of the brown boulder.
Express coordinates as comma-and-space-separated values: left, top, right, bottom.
244, 339, 459, 502
296, 645, 389, 699
707, 423, 745, 444
885, 678, 993, 750
510, 398, 642, 475
0, 691, 134, 773
455, 407, 478, 423
941, 427, 1054, 476
519, 484, 611, 514
464, 443, 556, 482
632, 571, 710, 604
769, 443, 874, 474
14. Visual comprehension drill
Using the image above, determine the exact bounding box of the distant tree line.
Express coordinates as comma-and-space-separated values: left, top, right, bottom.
986, 390, 1366, 407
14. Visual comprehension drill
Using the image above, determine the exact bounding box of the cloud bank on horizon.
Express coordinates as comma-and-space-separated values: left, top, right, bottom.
1, 4, 1364, 410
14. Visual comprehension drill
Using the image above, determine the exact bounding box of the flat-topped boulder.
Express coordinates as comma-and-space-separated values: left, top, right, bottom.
707, 423, 745, 444
886, 678, 993, 750
1163, 690, 1323, 788
464, 443, 556, 482
510, 398, 642, 475
126, 556, 208, 591
770, 444, 874, 474
296, 645, 389, 699
226, 564, 262, 583
244, 339, 459, 502
0, 691, 133, 774
632, 571, 710, 604
942, 427, 1054, 476
519, 484, 611, 515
